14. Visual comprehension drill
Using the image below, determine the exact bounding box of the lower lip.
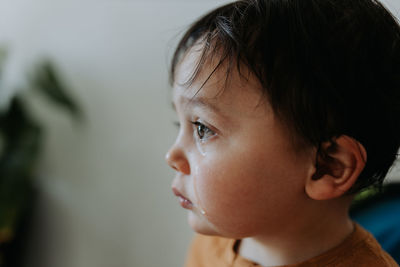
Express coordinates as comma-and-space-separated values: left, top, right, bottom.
178, 196, 193, 209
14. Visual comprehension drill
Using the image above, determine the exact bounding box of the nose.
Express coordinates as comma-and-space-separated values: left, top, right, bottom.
165, 143, 190, 175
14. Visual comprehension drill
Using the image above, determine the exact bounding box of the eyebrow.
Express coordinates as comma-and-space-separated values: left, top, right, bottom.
172, 96, 223, 115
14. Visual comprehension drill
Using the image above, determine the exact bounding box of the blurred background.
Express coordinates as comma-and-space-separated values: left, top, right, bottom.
0, 0, 399, 267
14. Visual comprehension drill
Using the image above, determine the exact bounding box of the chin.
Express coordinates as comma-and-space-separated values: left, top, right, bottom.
188, 213, 264, 239
187, 211, 220, 236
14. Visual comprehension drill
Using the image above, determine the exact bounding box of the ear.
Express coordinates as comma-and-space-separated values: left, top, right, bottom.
305, 135, 367, 200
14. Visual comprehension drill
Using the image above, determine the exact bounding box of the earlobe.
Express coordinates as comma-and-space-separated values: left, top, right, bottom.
305, 135, 367, 200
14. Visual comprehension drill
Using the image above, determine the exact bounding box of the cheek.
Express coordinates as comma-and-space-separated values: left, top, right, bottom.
192, 146, 309, 238
193, 156, 274, 237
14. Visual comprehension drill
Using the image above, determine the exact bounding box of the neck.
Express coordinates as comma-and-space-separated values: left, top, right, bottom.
237, 202, 354, 266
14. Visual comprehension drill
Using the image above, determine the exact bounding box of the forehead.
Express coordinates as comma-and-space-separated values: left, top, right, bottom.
172, 45, 269, 116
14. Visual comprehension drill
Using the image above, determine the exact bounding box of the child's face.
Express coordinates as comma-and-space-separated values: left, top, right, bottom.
166, 47, 315, 238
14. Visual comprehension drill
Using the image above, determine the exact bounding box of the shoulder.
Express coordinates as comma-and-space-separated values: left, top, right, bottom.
347, 225, 398, 267
304, 223, 398, 267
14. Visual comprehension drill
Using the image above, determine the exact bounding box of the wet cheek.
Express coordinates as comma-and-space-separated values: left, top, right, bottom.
193, 161, 267, 237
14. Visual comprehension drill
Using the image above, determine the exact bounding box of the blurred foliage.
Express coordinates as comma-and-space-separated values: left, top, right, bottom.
0, 46, 83, 266
352, 186, 382, 206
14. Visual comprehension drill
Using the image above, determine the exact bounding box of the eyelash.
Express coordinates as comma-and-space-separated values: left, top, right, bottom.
173, 120, 216, 142
191, 121, 216, 141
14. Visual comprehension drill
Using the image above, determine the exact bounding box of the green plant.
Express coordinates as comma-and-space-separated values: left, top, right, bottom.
0, 46, 83, 266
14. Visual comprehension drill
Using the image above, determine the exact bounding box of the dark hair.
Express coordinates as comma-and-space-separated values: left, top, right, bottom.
169, 0, 400, 193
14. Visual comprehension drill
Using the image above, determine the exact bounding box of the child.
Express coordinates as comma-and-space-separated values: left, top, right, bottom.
165, 0, 400, 266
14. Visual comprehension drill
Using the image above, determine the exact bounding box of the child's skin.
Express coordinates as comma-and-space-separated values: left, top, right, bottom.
166, 44, 367, 266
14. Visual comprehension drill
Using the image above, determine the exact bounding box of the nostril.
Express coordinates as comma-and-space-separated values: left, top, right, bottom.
168, 160, 178, 171
165, 147, 190, 174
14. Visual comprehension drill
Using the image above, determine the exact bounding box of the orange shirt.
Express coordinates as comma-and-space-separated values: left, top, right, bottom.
185, 224, 398, 267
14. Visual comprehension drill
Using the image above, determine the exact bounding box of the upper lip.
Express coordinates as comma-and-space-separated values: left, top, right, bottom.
172, 187, 190, 201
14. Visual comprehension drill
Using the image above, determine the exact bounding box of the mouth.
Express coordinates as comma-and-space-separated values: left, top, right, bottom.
172, 187, 193, 210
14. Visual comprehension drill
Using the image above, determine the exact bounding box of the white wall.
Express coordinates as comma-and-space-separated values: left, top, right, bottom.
0, 1, 398, 267
0, 1, 231, 267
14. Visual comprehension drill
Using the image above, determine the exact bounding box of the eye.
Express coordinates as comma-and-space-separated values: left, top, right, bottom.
191, 121, 216, 141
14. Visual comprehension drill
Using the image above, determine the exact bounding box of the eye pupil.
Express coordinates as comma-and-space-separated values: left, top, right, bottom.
197, 124, 205, 138
192, 121, 214, 141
